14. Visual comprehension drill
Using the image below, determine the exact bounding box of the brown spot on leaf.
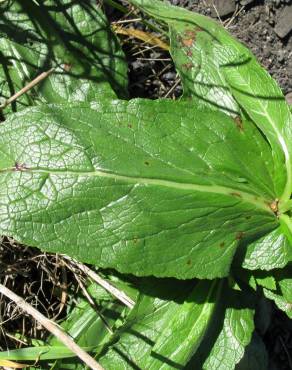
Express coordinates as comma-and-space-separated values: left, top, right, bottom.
63, 63, 72, 72
182, 38, 193, 47
144, 161, 150, 166
186, 50, 193, 57
183, 27, 203, 42
230, 192, 242, 198
184, 29, 197, 38
186, 259, 192, 266
14, 162, 28, 171
127, 123, 132, 128
182, 62, 193, 70
245, 215, 252, 220
269, 199, 279, 214
235, 232, 244, 241
233, 116, 243, 131
219, 242, 225, 248
133, 238, 138, 244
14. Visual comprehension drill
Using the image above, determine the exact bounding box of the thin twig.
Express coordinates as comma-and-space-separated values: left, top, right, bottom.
0, 68, 55, 110
62, 256, 135, 309
224, 5, 244, 29
0, 284, 104, 370
164, 77, 181, 98
112, 18, 142, 24
137, 57, 171, 61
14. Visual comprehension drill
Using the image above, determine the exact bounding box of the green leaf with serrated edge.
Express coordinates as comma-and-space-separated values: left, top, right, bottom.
279, 276, 292, 303
0, 0, 128, 112
261, 265, 292, 318
202, 307, 254, 370
98, 279, 219, 369
243, 224, 292, 271
0, 99, 278, 279
128, 0, 292, 228
255, 275, 276, 291
263, 288, 292, 319
236, 332, 268, 370
169, 25, 239, 115
234, 268, 277, 293
186, 287, 254, 370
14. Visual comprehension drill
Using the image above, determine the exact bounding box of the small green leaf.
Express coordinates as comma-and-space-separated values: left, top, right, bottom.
263, 288, 292, 319
279, 275, 292, 303
255, 275, 276, 291
0, 99, 278, 279
262, 265, 292, 318
243, 225, 292, 271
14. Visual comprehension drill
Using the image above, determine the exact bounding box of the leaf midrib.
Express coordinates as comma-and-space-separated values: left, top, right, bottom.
1, 167, 273, 213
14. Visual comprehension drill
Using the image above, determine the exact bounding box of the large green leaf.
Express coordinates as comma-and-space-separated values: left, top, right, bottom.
0, 0, 128, 112
202, 306, 254, 370
128, 0, 292, 231
0, 99, 278, 279
186, 287, 254, 370
99, 279, 220, 369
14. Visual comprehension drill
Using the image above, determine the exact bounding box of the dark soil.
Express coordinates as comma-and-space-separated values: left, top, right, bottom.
123, 0, 292, 99
170, 0, 292, 96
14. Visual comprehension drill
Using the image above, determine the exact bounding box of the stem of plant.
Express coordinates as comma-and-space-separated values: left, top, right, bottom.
0, 283, 104, 370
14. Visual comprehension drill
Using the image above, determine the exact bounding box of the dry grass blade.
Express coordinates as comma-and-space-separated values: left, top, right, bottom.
113, 25, 169, 51
0, 359, 28, 368
62, 256, 135, 309
0, 284, 104, 370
